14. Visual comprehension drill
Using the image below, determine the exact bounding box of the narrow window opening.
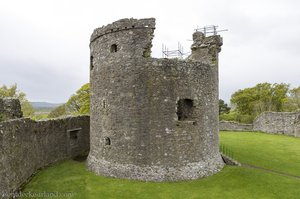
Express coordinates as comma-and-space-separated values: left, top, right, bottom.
177, 99, 194, 121
110, 44, 118, 53
104, 137, 111, 146
68, 128, 81, 140
90, 56, 94, 71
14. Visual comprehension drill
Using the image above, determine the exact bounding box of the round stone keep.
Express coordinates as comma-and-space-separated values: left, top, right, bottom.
87, 18, 224, 181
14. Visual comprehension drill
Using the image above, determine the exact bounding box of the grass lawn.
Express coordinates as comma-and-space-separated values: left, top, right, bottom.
22, 132, 300, 199
220, 131, 300, 176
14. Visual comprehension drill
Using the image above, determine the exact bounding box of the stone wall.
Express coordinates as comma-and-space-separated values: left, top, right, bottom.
219, 121, 253, 131
253, 111, 300, 137
0, 116, 90, 197
88, 18, 224, 182
0, 98, 22, 121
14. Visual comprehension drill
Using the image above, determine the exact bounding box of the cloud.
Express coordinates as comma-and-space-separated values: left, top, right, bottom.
0, 0, 299, 103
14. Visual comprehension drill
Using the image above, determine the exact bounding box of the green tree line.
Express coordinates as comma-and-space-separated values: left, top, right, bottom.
220, 83, 300, 123
2, 82, 299, 123
0, 84, 34, 117
48, 83, 90, 118
0, 83, 90, 120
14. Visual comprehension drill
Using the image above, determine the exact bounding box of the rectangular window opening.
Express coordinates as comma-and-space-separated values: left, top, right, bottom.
177, 98, 194, 121
68, 128, 81, 140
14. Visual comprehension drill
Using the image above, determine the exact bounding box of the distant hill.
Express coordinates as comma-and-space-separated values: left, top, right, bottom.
30, 102, 63, 113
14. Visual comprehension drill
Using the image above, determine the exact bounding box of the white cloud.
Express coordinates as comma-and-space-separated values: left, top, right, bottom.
0, 0, 299, 102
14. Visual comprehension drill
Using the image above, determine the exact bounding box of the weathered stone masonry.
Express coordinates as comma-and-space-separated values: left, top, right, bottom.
87, 18, 224, 181
0, 116, 90, 197
253, 111, 300, 137
0, 98, 22, 121
219, 111, 300, 138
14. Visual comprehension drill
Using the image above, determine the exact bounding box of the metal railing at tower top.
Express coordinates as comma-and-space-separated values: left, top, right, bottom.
162, 42, 190, 59
194, 25, 228, 36
161, 25, 227, 59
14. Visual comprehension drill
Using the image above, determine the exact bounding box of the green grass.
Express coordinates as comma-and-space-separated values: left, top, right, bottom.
220, 131, 300, 176
22, 132, 300, 199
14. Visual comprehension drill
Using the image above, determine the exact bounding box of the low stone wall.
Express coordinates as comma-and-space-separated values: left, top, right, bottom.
219, 121, 253, 131
0, 116, 90, 198
253, 111, 300, 137
0, 98, 22, 121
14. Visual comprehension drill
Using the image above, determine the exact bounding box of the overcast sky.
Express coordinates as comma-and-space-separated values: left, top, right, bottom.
0, 0, 300, 103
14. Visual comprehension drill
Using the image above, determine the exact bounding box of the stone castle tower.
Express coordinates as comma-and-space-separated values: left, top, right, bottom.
87, 18, 224, 181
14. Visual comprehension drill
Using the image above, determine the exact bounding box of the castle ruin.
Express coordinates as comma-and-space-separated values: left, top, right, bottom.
87, 18, 224, 181
0, 99, 90, 197
254, 111, 300, 137
0, 98, 22, 121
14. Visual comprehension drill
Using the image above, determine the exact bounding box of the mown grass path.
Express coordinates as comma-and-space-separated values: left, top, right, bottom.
241, 163, 300, 180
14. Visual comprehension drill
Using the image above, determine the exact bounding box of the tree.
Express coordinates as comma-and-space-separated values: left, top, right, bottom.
230, 83, 289, 123
66, 83, 90, 115
283, 86, 300, 111
219, 99, 231, 115
46, 83, 90, 119
0, 84, 34, 117
48, 104, 67, 118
